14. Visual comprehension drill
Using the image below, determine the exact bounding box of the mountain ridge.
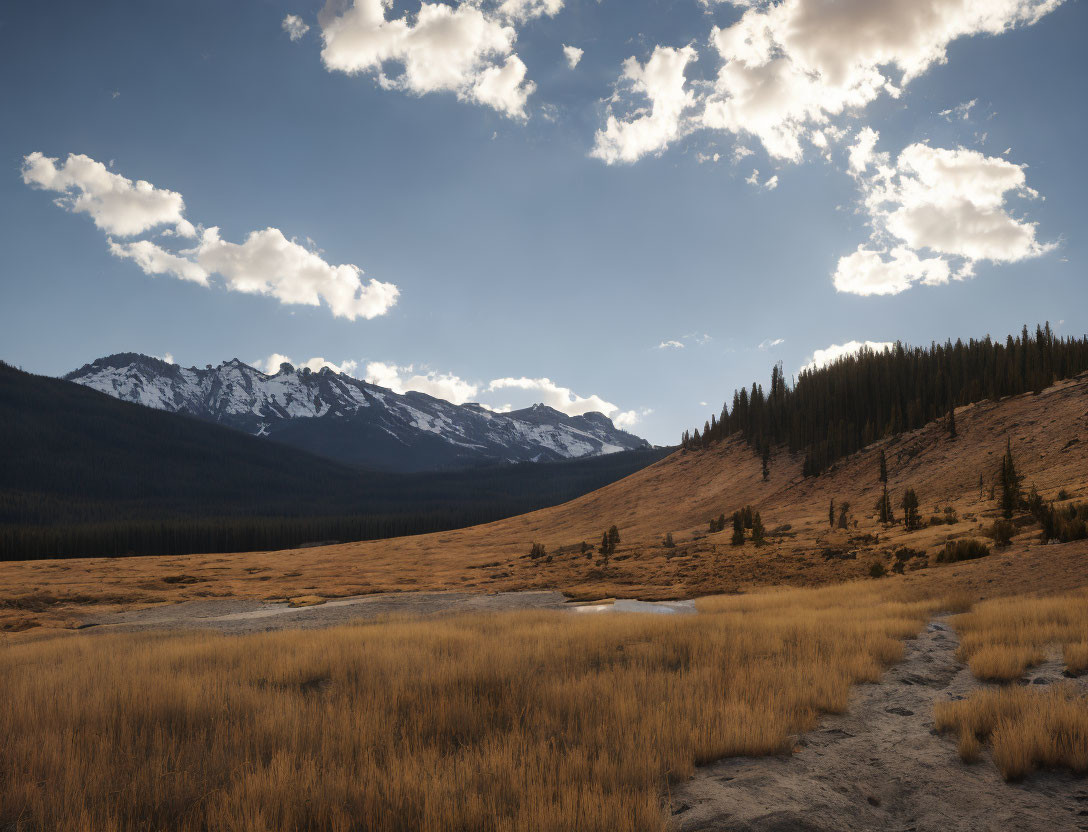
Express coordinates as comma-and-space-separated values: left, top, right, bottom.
64, 353, 650, 472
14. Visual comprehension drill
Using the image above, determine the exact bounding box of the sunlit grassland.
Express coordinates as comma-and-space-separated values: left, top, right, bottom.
1, 582, 947, 832
936, 589, 1088, 780
951, 589, 1088, 681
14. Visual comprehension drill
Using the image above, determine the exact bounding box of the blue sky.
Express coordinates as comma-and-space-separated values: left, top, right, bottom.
1, 0, 1085, 444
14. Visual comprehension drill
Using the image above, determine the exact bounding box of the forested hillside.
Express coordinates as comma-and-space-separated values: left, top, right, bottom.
683, 324, 1088, 475
0, 363, 668, 559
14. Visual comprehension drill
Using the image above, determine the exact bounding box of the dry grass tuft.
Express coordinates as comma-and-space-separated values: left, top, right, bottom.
1064, 642, 1088, 676
935, 685, 1088, 780
951, 589, 1088, 681
0, 581, 939, 832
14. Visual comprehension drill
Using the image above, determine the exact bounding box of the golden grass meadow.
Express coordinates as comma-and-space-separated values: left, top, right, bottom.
2, 582, 952, 832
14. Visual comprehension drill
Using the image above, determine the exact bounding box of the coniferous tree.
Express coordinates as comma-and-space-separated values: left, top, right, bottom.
607, 525, 620, 549
999, 438, 1022, 519
948, 404, 957, 438
731, 511, 745, 545
600, 531, 611, 558
902, 488, 920, 531
751, 512, 766, 546
681, 324, 1087, 474
663, 532, 675, 548
837, 501, 850, 529
761, 443, 770, 481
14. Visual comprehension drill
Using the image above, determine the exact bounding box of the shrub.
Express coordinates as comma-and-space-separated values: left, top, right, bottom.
529, 542, 547, 559
1057, 488, 1071, 501
936, 538, 991, 564
869, 561, 887, 578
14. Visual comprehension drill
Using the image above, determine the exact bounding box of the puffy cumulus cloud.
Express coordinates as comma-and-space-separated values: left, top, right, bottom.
108, 239, 209, 284
498, 0, 563, 22
317, 0, 535, 119
25, 152, 398, 321
833, 244, 951, 295
598, 0, 1061, 164
22, 152, 190, 237
487, 377, 619, 418
191, 227, 398, 320
365, 361, 480, 404
261, 353, 360, 375
802, 340, 894, 372
562, 44, 583, 69
615, 408, 653, 429
591, 45, 698, 164
848, 126, 881, 173
835, 139, 1052, 295
874, 143, 1050, 263
282, 14, 310, 40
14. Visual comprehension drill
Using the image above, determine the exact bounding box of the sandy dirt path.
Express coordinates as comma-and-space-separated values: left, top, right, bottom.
672, 618, 1088, 832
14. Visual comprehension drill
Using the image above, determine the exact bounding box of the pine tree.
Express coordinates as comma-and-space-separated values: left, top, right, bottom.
600, 532, 611, 558
761, 443, 770, 481
999, 438, 1022, 519
731, 511, 745, 546
948, 404, 957, 438
607, 525, 620, 548
829, 499, 835, 529
902, 488, 920, 531
751, 512, 766, 546
837, 501, 850, 529
663, 532, 675, 548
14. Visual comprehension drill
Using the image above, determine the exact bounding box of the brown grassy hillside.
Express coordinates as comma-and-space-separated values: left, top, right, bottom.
2, 373, 1087, 632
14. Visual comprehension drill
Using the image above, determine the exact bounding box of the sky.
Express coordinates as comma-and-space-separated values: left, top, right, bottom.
1, 0, 1085, 445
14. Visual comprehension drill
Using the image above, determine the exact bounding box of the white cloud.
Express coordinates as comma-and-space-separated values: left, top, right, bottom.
746, 168, 778, 189
562, 44, 584, 69
317, 0, 535, 119
939, 98, 977, 121
22, 152, 191, 237
365, 361, 480, 404
25, 152, 398, 321
591, 45, 698, 164
260, 354, 359, 376
158, 352, 176, 365
833, 244, 951, 295
487, 376, 619, 418
282, 14, 310, 41
498, 0, 563, 22
835, 140, 1052, 295
614, 408, 652, 429
108, 239, 209, 284
657, 339, 685, 349
847, 126, 881, 173
597, 0, 1061, 164
758, 337, 785, 350
802, 340, 894, 372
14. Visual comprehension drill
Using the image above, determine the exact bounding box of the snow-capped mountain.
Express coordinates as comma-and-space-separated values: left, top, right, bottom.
64, 354, 650, 472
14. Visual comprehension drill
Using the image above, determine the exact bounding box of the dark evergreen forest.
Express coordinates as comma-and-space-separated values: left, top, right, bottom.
682, 324, 1088, 475
0, 362, 669, 560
